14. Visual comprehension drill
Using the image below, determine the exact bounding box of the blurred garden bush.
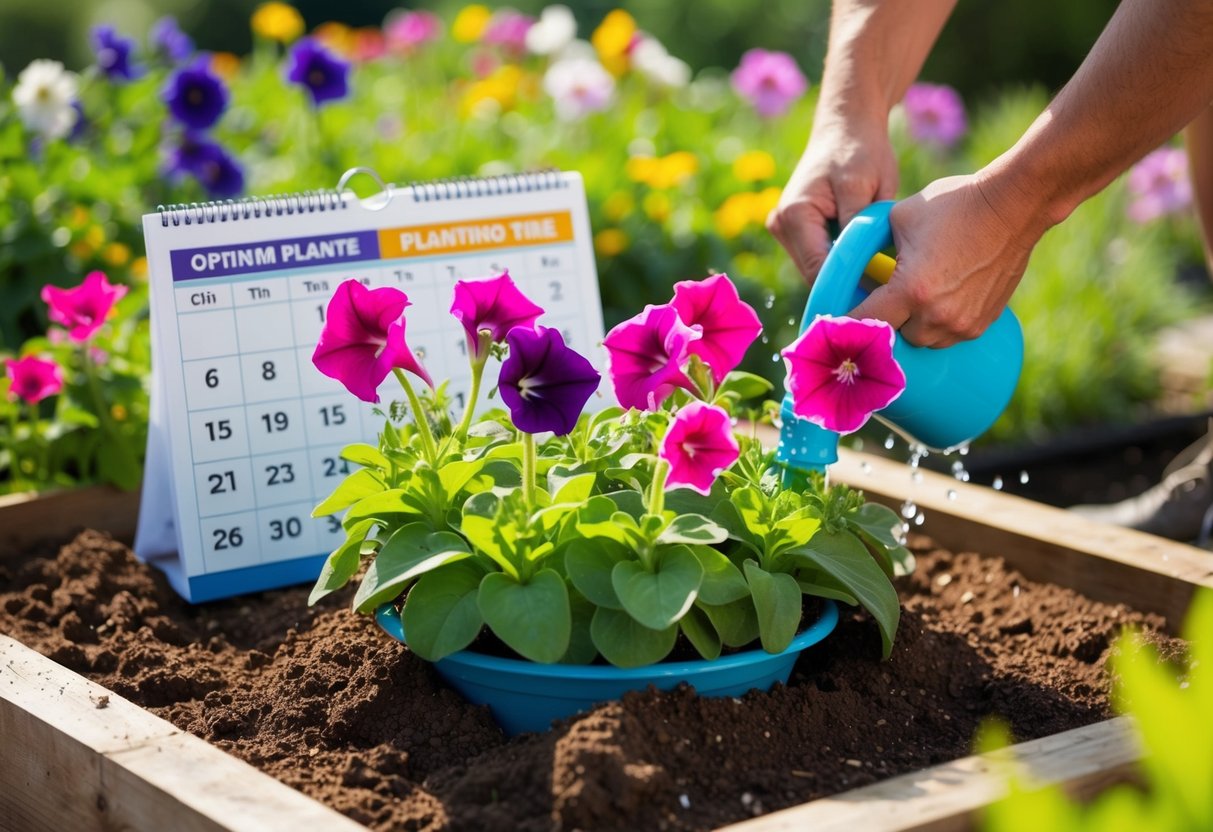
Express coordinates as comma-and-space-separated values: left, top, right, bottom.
0, 3, 1206, 493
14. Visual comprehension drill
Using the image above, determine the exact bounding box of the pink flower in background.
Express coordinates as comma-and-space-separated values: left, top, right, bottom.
482, 9, 535, 55
660, 401, 740, 494
450, 271, 545, 358
5, 356, 64, 404
385, 10, 442, 52
313, 280, 432, 403
603, 304, 700, 411
1127, 147, 1192, 223
730, 49, 807, 118
352, 28, 387, 63
902, 83, 967, 147
782, 316, 906, 434
41, 271, 128, 342
543, 57, 615, 120
670, 273, 762, 384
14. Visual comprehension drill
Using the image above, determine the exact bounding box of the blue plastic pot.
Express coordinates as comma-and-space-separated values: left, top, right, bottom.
375, 600, 839, 736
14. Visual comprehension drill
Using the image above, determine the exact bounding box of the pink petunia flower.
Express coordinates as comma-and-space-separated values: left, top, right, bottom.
603, 304, 701, 411
482, 9, 535, 55
902, 82, 967, 147
660, 401, 740, 495
450, 271, 545, 358
670, 273, 763, 384
1127, 146, 1193, 223
384, 10, 442, 53
781, 315, 906, 434
312, 280, 432, 403
730, 49, 807, 118
40, 271, 128, 342
5, 356, 64, 404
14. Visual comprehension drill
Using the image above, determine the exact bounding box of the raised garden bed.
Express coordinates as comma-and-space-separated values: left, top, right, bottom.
2, 449, 1211, 831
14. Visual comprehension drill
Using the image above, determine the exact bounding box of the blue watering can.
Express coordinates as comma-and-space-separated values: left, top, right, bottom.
777, 201, 1023, 485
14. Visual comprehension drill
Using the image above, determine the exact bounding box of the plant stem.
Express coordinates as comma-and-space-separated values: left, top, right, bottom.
7, 408, 26, 491
26, 403, 44, 485
648, 458, 669, 519
453, 333, 492, 444
393, 369, 439, 465
521, 430, 536, 510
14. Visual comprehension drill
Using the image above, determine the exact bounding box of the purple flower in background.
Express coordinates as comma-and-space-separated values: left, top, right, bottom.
151, 17, 195, 63
499, 326, 601, 435
1127, 147, 1193, 223
165, 58, 229, 131
450, 271, 545, 358
730, 49, 806, 118
483, 10, 535, 55
903, 83, 967, 147
286, 37, 350, 106
385, 10, 442, 52
166, 134, 244, 198
91, 25, 142, 82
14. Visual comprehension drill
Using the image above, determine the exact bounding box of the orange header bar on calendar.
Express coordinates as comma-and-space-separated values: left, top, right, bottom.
378, 211, 574, 259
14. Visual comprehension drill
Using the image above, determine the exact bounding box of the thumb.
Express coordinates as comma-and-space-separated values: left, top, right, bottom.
849, 282, 913, 330
768, 204, 833, 284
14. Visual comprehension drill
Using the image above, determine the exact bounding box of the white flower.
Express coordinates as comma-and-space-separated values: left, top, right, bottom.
13, 60, 79, 140
526, 5, 576, 56
631, 37, 690, 89
543, 57, 615, 121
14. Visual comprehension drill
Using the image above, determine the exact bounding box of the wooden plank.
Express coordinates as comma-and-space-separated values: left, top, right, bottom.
0, 486, 141, 559
0, 635, 365, 832
718, 717, 1139, 832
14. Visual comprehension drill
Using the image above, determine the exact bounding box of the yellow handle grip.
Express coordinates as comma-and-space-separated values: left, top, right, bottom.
863, 251, 897, 284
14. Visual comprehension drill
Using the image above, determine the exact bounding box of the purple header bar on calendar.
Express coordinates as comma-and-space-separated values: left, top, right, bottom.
169, 230, 380, 280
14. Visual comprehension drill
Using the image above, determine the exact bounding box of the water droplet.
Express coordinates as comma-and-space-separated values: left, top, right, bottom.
860, 461, 872, 474
951, 461, 965, 475
958, 443, 970, 456
730, 417, 739, 426
946, 489, 957, 501
992, 476, 1004, 490
852, 437, 865, 452
960, 471, 970, 482
900, 499, 917, 519
771, 353, 781, 363
787, 317, 797, 327
763, 293, 775, 309
914, 512, 925, 526
760, 334, 769, 344
884, 434, 895, 450
1019, 470, 1030, 484
911, 470, 923, 483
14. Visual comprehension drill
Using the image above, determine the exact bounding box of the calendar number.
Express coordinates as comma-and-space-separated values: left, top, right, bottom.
213, 527, 244, 550
319, 404, 346, 426
323, 456, 351, 477
317, 304, 326, 323
208, 471, 236, 494
205, 420, 233, 441
261, 411, 289, 432
549, 281, 563, 302
326, 516, 341, 533
261, 360, 276, 381
269, 517, 303, 540
265, 463, 295, 485
205, 368, 219, 388
393, 268, 413, 282
454, 391, 466, 409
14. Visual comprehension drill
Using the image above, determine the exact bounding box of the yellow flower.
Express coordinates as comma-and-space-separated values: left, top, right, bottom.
753, 186, 782, 223
453, 5, 492, 43
714, 193, 756, 239
643, 191, 671, 223
603, 191, 634, 222
102, 242, 130, 268
594, 229, 629, 257
592, 10, 636, 75
461, 65, 524, 118
111, 404, 128, 422
314, 21, 356, 56
71, 225, 105, 259
251, 2, 304, 43
626, 152, 699, 189
625, 155, 658, 185
733, 150, 776, 183
68, 205, 90, 228
210, 52, 241, 81
131, 257, 149, 281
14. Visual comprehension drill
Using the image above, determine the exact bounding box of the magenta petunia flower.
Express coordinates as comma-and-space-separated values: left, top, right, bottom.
385, 10, 442, 52
499, 325, 601, 435
730, 49, 807, 118
782, 315, 906, 434
450, 271, 545, 358
1127, 147, 1193, 223
670, 273, 763, 384
482, 10, 535, 55
902, 82, 967, 147
41, 271, 128, 342
312, 280, 432, 403
5, 356, 64, 404
603, 304, 701, 411
660, 401, 740, 495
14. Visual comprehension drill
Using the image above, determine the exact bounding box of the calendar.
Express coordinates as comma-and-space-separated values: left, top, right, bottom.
134, 170, 606, 602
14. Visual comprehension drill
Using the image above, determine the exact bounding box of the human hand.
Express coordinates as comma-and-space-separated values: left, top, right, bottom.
767, 116, 899, 284
850, 173, 1042, 348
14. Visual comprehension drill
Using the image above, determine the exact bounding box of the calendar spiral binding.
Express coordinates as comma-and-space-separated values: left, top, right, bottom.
405, 169, 566, 203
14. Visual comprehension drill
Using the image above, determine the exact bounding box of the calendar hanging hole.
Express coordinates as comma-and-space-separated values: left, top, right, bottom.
336, 166, 394, 212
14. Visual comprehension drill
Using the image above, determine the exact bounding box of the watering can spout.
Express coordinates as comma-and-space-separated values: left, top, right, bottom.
778, 395, 838, 489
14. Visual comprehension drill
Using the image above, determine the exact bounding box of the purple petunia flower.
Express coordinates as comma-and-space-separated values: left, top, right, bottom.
730, 49, 806, 118
165, 134, 245, 198
499, 326, 601, 435
902, 82, 967, 147
91, 25, 142, 82
1127, 146, 1192, 223
151, 16, 195, 63
165, 58, 229, 131
286, 37, 350, 106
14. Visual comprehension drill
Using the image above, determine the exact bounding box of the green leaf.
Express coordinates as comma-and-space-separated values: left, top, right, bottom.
680, 605, 722, 660
560, 588, 599, 665
710, 496, 763, 555
611, 545, 704, 630
463, 459, 521, 494
343, 489, 418, 529
309, 519, 377, 605
460, 491, 507, 563
590, 607, 677, 667
700, 597, 760, 648
743, 561, 803, 653
565, 538, 627, 609
353, 523, 472, 613
439, 458, 486, 498
605, 489, 647, 520
550, 471, 597, 505
795, 571, 859, 606
478, 569, 570, 664
401, 561, 485, 661
656, 513, 728, 546
313, 468, 387, 517
96, 439, 141, 491
662, 484, 726, 519
575, 496, 644, 546
846, 503, 902, 548
340, 443, 388, 470
790, 531, 901, 658
715, 370, 774, 403
684, 545, 750, 605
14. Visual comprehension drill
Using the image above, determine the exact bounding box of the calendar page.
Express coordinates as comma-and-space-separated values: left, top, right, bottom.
135, 171, 606, 602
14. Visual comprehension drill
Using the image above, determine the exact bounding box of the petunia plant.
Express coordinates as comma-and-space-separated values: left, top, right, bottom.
308, 268, 914, 668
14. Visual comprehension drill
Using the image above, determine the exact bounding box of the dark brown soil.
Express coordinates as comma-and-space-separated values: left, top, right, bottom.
0, 530, 1177, 831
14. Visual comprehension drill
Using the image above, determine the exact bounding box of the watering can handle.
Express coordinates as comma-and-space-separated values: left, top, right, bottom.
806, 201, 898, 323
